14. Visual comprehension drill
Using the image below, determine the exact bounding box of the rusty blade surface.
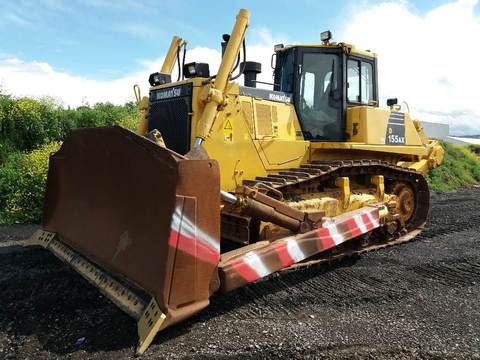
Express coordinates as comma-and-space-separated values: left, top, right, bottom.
42, 126, 221, 328
43, 126, 178, 300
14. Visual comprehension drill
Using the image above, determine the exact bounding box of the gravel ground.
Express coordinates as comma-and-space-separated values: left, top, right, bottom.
1, 189, 480, 359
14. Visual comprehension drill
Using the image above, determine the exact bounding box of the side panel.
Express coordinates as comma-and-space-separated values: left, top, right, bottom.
310, 106, 430, 162
202, 86, 309, 192
251, 97, 309, 171
201, 90, 268, 192
346, 106, 423, 146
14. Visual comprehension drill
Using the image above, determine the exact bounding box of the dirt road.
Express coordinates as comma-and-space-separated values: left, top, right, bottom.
1, 189, 480, 359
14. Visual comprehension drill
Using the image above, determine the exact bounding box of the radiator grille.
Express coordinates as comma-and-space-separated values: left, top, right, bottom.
241, 101, 254, 135
148, 84, 192, 155
255, 103, 273, 136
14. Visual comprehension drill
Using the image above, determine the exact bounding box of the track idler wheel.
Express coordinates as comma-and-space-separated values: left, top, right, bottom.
391, 182, 415, 224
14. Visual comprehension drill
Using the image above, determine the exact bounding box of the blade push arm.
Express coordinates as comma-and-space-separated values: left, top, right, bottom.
195, 9, 249, 144
161, 35, 186, 75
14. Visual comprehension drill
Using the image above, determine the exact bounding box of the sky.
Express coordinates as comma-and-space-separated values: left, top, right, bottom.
1, 0, 479, 135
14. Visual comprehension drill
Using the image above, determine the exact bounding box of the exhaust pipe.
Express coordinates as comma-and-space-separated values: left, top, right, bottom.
241, 61, 262, 87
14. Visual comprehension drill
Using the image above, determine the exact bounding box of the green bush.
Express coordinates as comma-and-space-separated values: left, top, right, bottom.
70, 105, 102, 128
116, 114, 139, 132
0, 91, 143, 224
1, 97, 64, 152
0, 142, 61, 224
72, 102, 138, 129
0, 139, 16, 165
427, 141, 480, 192
0, 92, 139, 154
0, 94, 15, 141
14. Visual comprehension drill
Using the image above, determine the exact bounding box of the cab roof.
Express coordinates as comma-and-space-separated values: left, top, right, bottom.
279, 42, 377, 59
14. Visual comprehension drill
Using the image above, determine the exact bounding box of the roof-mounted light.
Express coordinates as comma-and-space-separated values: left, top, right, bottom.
274, 43, 284, 52
321, 30, 332, 43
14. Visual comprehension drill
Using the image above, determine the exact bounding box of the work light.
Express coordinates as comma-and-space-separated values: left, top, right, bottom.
183, 62, 210, 78
148, 72, 171, 86
321, 30, 332, 42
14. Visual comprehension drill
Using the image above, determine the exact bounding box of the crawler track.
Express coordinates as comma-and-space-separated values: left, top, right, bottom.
224, 159, 430, 264
244, 159, 429, 231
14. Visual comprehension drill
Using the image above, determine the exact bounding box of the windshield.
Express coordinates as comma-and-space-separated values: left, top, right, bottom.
298, 52, 342, 141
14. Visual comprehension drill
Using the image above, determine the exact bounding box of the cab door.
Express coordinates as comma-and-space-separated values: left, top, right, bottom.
294, 48, 345, 141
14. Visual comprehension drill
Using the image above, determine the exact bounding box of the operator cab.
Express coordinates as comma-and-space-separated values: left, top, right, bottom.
273, 33, 378, 141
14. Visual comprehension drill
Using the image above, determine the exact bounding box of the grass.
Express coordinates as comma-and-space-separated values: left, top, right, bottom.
427, 141, 480, 192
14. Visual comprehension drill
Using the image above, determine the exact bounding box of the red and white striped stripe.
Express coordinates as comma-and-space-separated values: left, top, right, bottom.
168, 206, 220, 265
221, 207, 381, 291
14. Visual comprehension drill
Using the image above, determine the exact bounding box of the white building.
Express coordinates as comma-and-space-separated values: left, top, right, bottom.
420, 121, 480, 146
420, 121, 449, 140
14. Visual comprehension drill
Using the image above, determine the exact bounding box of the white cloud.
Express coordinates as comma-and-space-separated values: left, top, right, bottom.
0, 29, 281, 107
339, 0, 480, 135
0, 57, 146, 107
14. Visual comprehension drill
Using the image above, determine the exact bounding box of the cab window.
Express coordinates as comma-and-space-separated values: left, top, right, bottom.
298, 52, 342, 141
275, 50, 295, 93
347, 59, 374, 104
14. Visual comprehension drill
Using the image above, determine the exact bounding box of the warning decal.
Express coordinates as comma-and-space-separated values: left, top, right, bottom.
385, 111, 405, 145
224, 119, 233, 142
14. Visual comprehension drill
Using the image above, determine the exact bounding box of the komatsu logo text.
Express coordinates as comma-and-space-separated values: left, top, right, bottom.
268, 93, 291, 103
155, 87, 182, 100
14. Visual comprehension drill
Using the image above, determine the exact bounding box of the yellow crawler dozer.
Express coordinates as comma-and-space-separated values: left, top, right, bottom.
26, 9, 444, 355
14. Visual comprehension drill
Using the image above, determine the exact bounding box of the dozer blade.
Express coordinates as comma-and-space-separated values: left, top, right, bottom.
26, 126, 220, 355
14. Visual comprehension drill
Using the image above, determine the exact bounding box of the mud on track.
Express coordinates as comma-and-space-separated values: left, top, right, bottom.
1, 189, 480, 359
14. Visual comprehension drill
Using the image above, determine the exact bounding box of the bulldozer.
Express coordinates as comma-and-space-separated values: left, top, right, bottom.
26, 9, 444, 355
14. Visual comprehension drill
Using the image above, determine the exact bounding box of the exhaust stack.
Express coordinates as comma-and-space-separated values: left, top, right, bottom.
241, 61, 261, 87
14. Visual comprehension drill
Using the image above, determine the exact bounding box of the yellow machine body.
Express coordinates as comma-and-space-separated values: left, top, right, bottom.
149, 76, 443, 192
